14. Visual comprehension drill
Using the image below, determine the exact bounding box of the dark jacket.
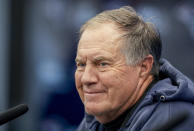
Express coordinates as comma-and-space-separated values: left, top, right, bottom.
77, 59, 194, 131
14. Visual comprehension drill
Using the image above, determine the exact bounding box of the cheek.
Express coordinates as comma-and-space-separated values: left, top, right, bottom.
99, 71, 130, 97
100, 68, 133, 87
75, 71, 81, 87
100, 69, 138, 101
75, 71, 84, 102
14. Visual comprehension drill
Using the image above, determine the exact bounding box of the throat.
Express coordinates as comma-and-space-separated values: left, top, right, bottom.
102, 109, 129, 131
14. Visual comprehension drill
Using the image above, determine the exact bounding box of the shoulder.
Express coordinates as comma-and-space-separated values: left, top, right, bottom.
141, 101, 194, 131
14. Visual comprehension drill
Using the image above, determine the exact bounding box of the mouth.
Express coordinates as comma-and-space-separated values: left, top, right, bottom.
84, 92, 105, 97
83, 90, 106, 100
83, 89, 106, 94
85, 91, 103, 94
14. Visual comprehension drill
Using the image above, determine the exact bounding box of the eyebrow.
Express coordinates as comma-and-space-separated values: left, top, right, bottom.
75, 57, 82, 63
75, 56, 114, 63
93, 56, 114, 62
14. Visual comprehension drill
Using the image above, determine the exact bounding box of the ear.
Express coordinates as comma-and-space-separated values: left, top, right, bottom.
139, 55, 154, 77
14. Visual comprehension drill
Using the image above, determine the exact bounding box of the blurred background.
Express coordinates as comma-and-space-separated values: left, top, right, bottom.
0, 0, 194, 131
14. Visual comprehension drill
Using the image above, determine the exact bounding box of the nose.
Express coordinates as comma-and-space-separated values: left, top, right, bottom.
81, 64, 98, 86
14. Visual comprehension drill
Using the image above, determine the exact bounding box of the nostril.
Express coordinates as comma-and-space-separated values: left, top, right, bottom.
81, 68, 98, 85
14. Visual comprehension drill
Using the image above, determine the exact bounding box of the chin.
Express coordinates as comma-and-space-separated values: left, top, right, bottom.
85, 103, 108, 116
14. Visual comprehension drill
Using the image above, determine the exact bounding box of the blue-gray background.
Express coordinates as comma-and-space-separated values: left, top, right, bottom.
0, 0, 194, 131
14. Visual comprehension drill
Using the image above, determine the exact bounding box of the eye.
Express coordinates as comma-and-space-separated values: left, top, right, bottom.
76, 62, 86, 68
99, 62, 108, 67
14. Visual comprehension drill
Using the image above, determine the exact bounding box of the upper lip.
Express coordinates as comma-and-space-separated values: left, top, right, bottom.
83, 89, 105, 94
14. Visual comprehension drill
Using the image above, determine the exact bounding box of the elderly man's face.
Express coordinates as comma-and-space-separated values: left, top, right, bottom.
75, 23, 141, 121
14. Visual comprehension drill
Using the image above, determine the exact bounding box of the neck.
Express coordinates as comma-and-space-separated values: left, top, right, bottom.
135, 75, 154, 103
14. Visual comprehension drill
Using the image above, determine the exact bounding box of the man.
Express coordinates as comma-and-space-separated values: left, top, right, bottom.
75, 6, 194, 131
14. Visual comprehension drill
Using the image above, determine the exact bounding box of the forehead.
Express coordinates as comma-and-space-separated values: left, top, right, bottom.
77, 23, 123, 55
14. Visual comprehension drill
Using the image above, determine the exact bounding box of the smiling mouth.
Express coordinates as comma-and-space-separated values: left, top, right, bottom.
83, 90, 106, 102
84, 91, 105, 101
84, 91, 105, 94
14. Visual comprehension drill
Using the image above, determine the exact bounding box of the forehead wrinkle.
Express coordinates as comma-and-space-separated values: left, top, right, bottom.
76, 39, 124, 64
78, 23, 124, 48
76, 49, 115, 61
76, 23, 126, 64
78, 36, 123, 57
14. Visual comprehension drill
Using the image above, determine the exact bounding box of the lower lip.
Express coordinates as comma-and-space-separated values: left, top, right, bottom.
84, 92, 105, 100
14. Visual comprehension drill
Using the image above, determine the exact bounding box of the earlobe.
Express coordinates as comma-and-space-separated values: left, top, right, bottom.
140, 55, 154, 77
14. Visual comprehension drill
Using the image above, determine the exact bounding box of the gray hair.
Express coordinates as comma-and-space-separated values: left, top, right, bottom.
79, 6, 162, 77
